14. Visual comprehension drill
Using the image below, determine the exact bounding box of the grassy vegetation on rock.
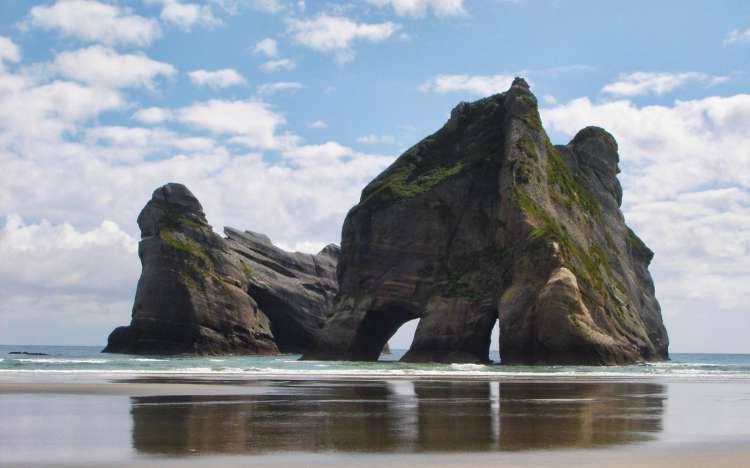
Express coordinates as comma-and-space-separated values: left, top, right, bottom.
240, 259, 253, 278
178, 216, 203, 230
517, 134, 538, 160
368, 160, 466, 201
545, 139, 601, 218
515, 189, 611, 294
160, 228, 214, 273
360, 95, 505, 206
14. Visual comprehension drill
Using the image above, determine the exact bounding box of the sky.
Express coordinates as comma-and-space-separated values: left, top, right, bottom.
0, 0, 748, 353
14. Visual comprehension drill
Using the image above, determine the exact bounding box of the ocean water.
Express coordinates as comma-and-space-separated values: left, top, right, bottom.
2, 345, 749, 380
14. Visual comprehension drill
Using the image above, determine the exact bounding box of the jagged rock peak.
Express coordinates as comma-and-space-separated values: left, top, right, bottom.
511, 76, 530, 89
137, 183, 208, 238
319, 244, 341, 258
152, 182, 203, 213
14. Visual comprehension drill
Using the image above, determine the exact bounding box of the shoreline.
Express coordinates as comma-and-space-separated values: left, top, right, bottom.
2, 369, 750, 384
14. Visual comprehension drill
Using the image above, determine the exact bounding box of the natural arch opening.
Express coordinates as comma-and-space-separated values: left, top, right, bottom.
380, 318, 421, 361
490, 318, 500, 363
247, 284, 312, 353
349, 304, 419, 361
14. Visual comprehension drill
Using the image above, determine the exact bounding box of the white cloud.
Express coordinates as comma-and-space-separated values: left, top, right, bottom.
26, 0, 161, 47
0, 78, 124, 142
357, 133, 395, 144
419, 73, 515, 95
368, 0, 466, 17
725, 27, 750, 44
257, 81, 303, 95
205, 0, 287, 15
542, 93, 750, 317
261, 58, 295, 73
0, 58, 392, 256
286, 15, 400, 62
0, 214, 137, 291
187, 68, 246, 89
254, 37, 278, 57
602, 72, 728, 97
275, 240, 328, 254
86, 125, 218, 162
0, 36, 21, 65
177, 99, 285, 149
51, 45, 176, 90
309, 120, 327, 129
0, 214, 140, 345
0, 127, 394, 273
132, 107, 174, 124
542, 94, 750, 196
281, 140, 352, 163
158, 0, 221, 29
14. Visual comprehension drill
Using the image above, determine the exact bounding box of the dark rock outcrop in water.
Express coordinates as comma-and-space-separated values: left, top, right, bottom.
104, 183, 339, 355
304, 78, 668, 364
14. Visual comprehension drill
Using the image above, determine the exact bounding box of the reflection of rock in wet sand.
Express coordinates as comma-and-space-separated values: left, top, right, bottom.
413, 381, 495, 451
498, 382, 665, 450
129, 380, 664, 455
130, 381, 410, 454
131, 394, 252, 454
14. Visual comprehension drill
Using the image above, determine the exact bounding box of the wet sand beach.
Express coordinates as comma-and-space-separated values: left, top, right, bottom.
1, 376, 749, 466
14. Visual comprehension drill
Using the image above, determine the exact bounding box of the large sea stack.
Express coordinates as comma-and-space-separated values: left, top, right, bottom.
304, 78, 669, 364
104, 183, 339, 355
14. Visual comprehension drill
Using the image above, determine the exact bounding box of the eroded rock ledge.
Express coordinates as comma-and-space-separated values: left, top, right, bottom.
303, 78, 669, 365
103, 183, 339, 355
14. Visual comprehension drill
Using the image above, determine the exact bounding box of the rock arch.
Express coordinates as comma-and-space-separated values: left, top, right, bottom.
304, 78, 668, 364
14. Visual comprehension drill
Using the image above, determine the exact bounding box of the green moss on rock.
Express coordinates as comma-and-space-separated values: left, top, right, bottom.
160, 229, 214, 272
517, 135, 538, 160
377, 161, 465, 200
360, 95, 506, 207
525, 109, 543, 132
240, 259, 253, 277
179, 216, 202, 230
545, 139, 601, 218
516, 189, 613, 294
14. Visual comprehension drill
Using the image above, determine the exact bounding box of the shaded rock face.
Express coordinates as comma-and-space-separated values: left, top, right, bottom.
223, 228, 339, 353
305, 78, 668, 364
104, 183, 339, 355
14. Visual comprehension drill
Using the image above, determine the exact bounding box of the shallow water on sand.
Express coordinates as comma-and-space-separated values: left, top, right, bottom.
1, 378, 750, 465
3, 345, 750, 379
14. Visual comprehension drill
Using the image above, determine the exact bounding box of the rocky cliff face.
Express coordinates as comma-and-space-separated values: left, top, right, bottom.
223, 227, 339, 353
103, 183, 339, 355
304, 78, 669, 364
